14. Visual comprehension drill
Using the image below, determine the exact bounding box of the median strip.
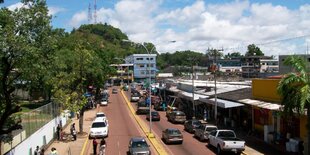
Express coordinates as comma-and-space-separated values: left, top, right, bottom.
121, 90, 168, 155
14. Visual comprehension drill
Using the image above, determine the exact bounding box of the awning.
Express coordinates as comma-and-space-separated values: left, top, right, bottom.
180, 91, 209, 101
238, 99, 281, 110
199, 97, 244, 108
167, 87, 181, 93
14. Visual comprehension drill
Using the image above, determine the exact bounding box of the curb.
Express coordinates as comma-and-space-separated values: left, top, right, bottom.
121, 90, 168, 155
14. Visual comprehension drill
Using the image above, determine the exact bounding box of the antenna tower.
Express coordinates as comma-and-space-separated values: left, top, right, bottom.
88, 3, 92, 24
94, 0, 97, 24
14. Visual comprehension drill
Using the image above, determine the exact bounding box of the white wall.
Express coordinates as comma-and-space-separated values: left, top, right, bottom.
4, 115, 69, 155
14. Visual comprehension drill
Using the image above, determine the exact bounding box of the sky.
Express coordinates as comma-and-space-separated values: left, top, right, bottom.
1, 0, 310, 57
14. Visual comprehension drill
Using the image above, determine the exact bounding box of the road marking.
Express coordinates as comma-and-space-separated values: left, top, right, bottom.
80, 135, 89, 155
121, 90, 169, 155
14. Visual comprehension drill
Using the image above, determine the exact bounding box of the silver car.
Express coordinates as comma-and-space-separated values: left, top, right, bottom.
128, 137, 151, 155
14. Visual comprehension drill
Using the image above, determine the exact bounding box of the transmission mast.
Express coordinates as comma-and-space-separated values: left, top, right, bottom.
94, 0, 97, 24
88, 3, 92, 24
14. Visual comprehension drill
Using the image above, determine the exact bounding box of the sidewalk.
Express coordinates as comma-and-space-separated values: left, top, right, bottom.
45, 108, 98, 155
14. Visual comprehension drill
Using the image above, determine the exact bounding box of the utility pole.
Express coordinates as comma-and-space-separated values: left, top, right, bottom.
192, 64, 195, 119
94, 0, 97, 24
208, 48, 223, 125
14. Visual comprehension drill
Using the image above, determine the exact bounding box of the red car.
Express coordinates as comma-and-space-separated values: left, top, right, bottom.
146, 111, 160, 121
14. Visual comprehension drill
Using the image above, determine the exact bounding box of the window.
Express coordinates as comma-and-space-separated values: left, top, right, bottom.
136, 58, 143, 60
139, 64, 144, 68
146, 58, 154, 60
141, 71, 145, 75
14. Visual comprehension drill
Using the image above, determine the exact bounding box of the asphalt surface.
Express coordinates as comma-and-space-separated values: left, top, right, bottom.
83, 87, 157, 155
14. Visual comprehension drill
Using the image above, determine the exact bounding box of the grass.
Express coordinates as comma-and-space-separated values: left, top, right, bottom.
19, 100, 49, 112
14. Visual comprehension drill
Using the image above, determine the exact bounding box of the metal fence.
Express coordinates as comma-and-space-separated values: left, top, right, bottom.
20, 102, 60, 138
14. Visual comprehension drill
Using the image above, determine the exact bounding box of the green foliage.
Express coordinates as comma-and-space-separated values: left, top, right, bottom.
224, 52, 243, 59
277, 55, 310, 114
157, 50, 206, 69
245, 44, 264, 56
0, 0, 52, 135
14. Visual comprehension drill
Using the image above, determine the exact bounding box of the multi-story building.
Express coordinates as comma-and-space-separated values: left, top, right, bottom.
110, 63, 134, 85
217, 58, 242, 73
125, 54, 157, 82
279, 54, 310, 74
241, 56, 277, 78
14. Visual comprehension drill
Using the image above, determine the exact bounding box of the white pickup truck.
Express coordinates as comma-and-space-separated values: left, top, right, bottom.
208, 129, 245, 155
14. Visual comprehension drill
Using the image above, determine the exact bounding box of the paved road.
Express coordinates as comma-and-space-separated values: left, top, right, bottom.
124, 91, 217, 155
84, 87, 157, 155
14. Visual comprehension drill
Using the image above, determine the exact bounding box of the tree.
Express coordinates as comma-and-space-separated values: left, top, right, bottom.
0, 0, 52, 136
277, 55, 310, 154
206, 49, 223, 59
245, 44, 264, 56
224, 52, 243, 59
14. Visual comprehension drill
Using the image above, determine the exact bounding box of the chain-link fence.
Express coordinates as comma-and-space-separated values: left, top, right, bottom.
20, 102, 60, 138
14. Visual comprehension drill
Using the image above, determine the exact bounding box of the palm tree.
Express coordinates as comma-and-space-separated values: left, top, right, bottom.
277, 55, 310, 154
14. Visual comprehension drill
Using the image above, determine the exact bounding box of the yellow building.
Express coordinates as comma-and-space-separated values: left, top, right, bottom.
252, 78, 307, 152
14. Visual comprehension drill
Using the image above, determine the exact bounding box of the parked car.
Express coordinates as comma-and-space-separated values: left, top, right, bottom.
162, 128, 183, 144
128, 137, 151, 155
112, 88, 118, 94
167, 111, 186, 124
208, 130, 245, 155
184, 119, 202, 133
89, 118, 109, 139
130, 92, 140, 102
146, 111, 160, 121
194, 124, 218, 141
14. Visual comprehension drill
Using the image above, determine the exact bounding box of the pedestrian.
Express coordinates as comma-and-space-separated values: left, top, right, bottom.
56, 124, 61, 141
93, 138, 98, 155
34, 146, 40, 155
70, 123, 77, 141
99, 138, 106, 155
50, 147, 58, 155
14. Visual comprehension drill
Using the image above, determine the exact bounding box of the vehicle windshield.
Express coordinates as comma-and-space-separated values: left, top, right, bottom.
206, 127, 218, 132
96, 114, 105, 117
193, 121, 202, 126
92, 122, 106, 128
132, 93, 140, 97
218, 131, 236, 138
151, 112, 158, 116
131, 141, 148, 148
168, 129, 181, 135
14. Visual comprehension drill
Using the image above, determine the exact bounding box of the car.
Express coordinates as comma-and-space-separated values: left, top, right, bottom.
130, 92, 140, 102
146, 111, 160, 121
162, 128, 183, 144
112, 88, 118, 94
167, 111, 186, 124
100, 97, 108, 106
184, 119, 202, 133
89, 118, 109, 139
128, 137, 151, 155
194, 124, 218, 141
96, 112, 106, 119
165, 106, 178, 117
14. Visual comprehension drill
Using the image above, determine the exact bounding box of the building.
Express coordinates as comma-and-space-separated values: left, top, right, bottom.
279, 54, 310, 74
125, 54, 157, 82
110, 63, 134, 85
241, 56, 277, 78
217, 58, 242, 73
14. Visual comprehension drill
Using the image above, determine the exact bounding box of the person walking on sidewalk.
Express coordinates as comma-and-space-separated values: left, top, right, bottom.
93, 138, 98, 155
99, 138, 106, 155
34, 146, 40, 155
56, 124, 61, 141
70, 123, 77, 141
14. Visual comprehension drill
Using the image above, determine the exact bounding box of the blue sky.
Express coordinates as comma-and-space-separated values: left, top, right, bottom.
1, 0, 310, 56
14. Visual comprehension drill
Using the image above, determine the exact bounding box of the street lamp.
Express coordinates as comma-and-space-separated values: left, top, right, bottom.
122, 40, 155, 137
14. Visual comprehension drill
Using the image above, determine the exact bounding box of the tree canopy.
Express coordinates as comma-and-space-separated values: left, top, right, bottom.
245, 44, 264, 56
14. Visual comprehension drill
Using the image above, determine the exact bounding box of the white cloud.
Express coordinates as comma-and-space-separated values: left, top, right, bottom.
69, 11, 87, 28
66, 0, 310, 56
48, 6, 66, 16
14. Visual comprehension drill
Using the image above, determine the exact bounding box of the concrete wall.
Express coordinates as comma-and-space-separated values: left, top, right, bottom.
252, 79, 281, 102
4, 115, 69, 155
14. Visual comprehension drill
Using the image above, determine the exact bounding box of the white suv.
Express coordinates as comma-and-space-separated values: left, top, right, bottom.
89, 118, 109, 138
